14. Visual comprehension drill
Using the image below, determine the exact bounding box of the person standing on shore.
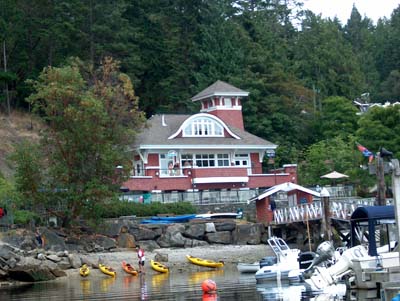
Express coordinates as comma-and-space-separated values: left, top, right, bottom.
136, 245, 145, 274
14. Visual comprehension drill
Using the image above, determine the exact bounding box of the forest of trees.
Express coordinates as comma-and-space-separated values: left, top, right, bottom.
1, 0, 400, 193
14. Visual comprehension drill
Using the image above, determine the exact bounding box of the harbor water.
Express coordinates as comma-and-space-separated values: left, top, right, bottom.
0, 265, 380, 300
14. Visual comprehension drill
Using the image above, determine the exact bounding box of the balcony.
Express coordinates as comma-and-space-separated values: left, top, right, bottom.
124, 165, 295, 192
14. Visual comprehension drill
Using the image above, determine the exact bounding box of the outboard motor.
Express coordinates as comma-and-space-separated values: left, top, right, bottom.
303, 241, 335, 278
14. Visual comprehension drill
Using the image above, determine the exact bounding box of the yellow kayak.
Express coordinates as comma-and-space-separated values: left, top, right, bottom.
99, 263, 116, 277
186, 255, 224, 268
79, 264, 90, 277
150, 259, 169, 273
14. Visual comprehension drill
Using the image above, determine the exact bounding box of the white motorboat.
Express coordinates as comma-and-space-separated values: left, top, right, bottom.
304, 205, 399, 290
237, 256, 277, 273
237, 262, 260, 273
255, 237, 338, 284
255, 237, 301, 283
255, 237, 329, 284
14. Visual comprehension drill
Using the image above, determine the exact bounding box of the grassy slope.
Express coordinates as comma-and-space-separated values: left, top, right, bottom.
0, 110, 43, 179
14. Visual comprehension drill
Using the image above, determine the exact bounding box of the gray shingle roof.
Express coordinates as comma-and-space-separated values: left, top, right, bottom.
132, 114, 276, 150
191, 80, 249, 102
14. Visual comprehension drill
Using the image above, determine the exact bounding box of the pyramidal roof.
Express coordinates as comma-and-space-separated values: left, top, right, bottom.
191, 80, 249, 102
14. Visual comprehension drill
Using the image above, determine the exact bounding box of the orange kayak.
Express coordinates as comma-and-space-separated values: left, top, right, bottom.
122, 261, 138, 276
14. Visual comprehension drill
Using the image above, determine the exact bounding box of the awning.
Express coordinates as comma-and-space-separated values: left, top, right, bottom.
192, 176, 249, 184
350, 205, 395, 256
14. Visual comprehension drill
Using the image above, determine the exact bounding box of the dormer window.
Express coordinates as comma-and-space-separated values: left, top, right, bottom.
183, 117, 223, 137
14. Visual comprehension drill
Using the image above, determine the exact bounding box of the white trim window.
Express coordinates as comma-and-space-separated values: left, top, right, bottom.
159, 153, 180, 176
195, 154, 215, 167
234, 153, 251, 174
234, 153, 249, 166
217, 154, 230, 166
181, 154, 193, 168
223, 97, 232, 107
183, 117, 223, 137
134, 160, 144, 176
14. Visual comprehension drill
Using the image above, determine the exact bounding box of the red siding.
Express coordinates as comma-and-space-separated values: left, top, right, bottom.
123, 168, 296, 192
208, 110, 244, 130
191, 167, 247, 178
250, 153, 262, 174
256, 199, 271, 224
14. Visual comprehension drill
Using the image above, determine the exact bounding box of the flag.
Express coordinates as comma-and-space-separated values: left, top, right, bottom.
356, 143, 374, 163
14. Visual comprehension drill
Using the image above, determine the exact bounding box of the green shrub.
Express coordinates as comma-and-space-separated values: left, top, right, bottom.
13, 210, 41, 225
98, 200, 197, 218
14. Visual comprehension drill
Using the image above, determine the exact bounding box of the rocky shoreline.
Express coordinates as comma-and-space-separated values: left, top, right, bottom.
0, 218, 272, 283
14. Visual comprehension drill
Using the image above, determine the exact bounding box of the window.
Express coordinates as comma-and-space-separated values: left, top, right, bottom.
181, 154, 193, 168
133, 160, 144, 176
234, 154, 249, 167
195, 154, 215, 167
223, 97, 232, 107
217, 154, 230, 166
159, 154, 179, 176
183, 117, 224, 137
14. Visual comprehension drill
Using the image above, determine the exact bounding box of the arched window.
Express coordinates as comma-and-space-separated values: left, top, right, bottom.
183, 117, 224, 137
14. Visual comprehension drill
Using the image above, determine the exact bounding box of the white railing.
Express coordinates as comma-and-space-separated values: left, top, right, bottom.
330, 198, 393, 220
273, 201, 322, 224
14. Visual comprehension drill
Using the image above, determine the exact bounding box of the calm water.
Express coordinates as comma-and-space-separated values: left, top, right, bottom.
0, 266, 378, 300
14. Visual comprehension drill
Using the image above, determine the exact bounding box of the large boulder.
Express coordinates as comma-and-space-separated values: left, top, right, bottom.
205, 231, 232, 244
92, 235, 116, 251
214, 221, 236, 232
157, 231, 187, 247
40, 228, 67, 252
232, 223, 263, 245
184, 223, 205, 239
9, 266, 56, 282
68, 254, 82, 269
117, 232, 136, 248
129, 225, 161, 241
0, 243, 18, 260
136, 240, 160, 251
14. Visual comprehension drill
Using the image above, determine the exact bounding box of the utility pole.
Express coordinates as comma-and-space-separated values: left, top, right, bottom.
320, 188, 331, 241
376, 153, 386, 206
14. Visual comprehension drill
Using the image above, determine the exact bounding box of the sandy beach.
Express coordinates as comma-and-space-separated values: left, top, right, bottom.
79, 244, 273, 273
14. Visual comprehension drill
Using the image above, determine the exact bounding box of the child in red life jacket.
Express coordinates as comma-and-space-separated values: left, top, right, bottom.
136, 245, 145, 274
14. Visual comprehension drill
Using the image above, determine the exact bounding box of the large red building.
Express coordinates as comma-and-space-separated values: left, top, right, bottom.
123, 80, 297, 195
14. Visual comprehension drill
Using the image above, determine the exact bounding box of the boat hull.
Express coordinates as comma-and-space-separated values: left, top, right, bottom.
150, 259, 169, 273
186, 255, 224, 268
79, 264, 90, 277
122, 261, 138, 276
237, 262, 259, 273
99, 264, 116, 277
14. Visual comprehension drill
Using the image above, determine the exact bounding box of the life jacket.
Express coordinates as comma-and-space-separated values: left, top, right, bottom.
138, 249, 144, 258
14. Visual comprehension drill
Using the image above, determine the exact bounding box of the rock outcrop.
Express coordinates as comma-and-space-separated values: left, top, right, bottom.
0, 218, 266, 282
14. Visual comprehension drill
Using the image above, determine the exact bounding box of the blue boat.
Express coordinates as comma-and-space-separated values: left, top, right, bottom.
141, 214, 197, 224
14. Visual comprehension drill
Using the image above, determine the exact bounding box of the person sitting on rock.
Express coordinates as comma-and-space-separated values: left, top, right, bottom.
35, 229, 44, 248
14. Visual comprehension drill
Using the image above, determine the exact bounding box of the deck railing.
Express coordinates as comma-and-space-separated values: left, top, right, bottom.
273, 201, 323, 224
272, 198, 394, 224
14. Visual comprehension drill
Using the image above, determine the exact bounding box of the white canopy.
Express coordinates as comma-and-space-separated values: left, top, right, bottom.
320, 171, 349, 179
